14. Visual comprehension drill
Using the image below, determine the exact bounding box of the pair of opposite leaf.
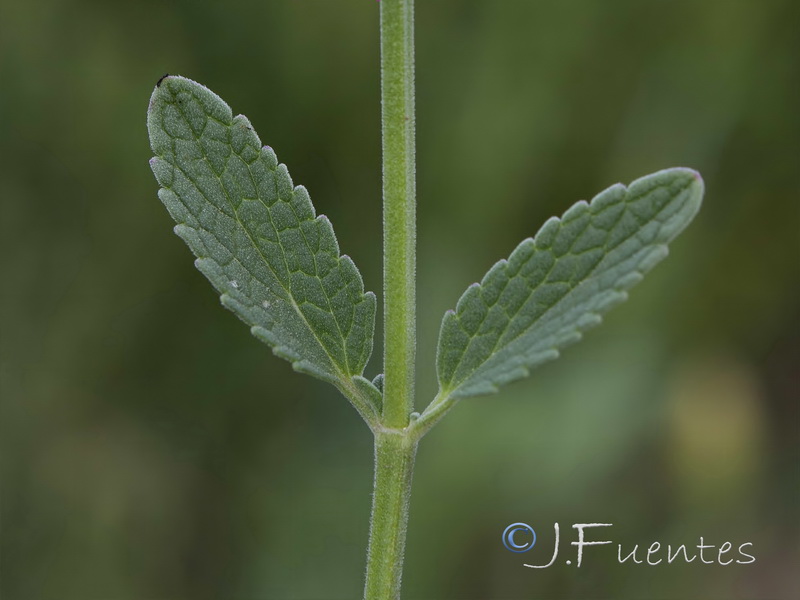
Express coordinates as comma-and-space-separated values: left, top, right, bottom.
147, 76, 704, 431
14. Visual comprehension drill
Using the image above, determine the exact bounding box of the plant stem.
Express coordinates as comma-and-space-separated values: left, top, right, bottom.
364, 431, 418, 599
364, 1, 417, 598
381, 0, 416, 428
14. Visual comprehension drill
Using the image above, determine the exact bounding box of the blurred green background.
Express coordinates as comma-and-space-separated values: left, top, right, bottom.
1, 0, 798, 598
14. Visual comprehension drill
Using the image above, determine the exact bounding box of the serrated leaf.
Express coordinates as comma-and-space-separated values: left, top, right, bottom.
436, 168, 703, 401
147, 76, 377, 408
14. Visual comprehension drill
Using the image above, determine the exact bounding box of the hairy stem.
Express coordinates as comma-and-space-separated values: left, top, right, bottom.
364, 1, 418, 598
364, 432, 418, 599
381, 0, 416, 428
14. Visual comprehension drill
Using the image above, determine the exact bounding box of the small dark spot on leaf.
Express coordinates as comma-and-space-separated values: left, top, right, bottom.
156, 73, 170, 87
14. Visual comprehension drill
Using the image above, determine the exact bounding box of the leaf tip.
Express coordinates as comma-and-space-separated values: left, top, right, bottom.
652, 166, 704, 197
664, 167, 705, 231
685, 168, 705, 201
372, 373, 384, 391
671, 166, 704, 193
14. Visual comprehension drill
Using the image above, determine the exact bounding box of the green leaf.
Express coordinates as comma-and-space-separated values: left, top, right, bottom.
435, 168, 703, 401
147, 76, 378, 416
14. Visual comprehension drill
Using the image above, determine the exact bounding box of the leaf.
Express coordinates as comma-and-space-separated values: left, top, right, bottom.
435, 168, 703, 401
147, 76, 378, 413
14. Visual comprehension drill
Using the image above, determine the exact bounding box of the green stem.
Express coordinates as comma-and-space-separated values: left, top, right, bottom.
363, 1, 418, 597
364, 431, 418, 599
381, 0, 416, 428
